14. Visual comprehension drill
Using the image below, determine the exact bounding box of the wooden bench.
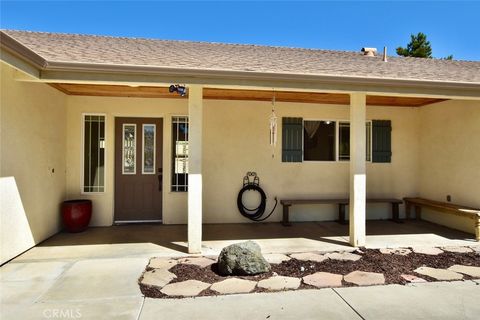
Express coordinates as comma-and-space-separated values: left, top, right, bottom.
404, 197, 480, 241
280, 198, 403, 226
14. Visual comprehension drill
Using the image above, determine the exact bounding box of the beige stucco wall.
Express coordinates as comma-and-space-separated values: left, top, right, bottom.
203, 101, 421, 223
65, 96, 189, 225
65, 95, 421, 225
0, 63, 67, 264
418, 100, 480, 233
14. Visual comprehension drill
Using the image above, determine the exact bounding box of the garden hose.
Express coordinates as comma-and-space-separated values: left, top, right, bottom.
237, 172, 278, 222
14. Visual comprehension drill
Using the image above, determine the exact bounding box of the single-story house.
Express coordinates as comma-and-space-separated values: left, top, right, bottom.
1, 30, 479, 265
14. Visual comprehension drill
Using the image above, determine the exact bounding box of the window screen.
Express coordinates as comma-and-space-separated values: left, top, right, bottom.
303, 120, 336, 161
338, 121, 372, 162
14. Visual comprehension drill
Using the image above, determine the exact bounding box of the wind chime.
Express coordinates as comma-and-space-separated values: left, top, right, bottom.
269, 91, 278, 158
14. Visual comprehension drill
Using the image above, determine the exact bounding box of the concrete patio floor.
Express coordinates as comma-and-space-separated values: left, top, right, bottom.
11, 220, 478, 261
1, 220, 479, 319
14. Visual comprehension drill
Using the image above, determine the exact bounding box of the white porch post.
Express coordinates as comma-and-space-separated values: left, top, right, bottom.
188, 85, 203, 253
349, 93, 367, 247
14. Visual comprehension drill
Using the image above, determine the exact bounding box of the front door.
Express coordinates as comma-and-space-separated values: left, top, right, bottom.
115, 117, 163, 222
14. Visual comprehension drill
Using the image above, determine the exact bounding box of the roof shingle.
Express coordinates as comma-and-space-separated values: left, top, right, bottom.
2, 29, 480, 84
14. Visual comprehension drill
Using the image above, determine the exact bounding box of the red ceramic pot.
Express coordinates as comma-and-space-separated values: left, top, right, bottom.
61, 200, 92, 233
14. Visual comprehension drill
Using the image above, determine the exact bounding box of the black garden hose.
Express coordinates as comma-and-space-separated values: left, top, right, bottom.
237, 184, 278, 222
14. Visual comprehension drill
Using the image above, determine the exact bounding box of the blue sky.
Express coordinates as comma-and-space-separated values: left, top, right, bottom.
1, 1, 479, 61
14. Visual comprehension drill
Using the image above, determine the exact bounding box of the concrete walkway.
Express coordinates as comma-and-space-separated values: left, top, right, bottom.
2, 264, 479, 320
141, 282, 480, 320
1, 221, 479, 319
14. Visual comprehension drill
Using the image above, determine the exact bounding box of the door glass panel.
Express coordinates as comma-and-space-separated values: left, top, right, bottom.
123, 124, 136, 174
143, 124, 156, 174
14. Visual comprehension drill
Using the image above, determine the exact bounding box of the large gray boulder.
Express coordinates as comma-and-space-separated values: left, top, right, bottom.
217, 241, 271, 276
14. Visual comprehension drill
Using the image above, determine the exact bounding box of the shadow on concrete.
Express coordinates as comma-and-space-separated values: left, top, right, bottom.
37, 220, 475, 254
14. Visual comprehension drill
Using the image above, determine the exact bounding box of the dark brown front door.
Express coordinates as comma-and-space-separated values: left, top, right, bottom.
115, 117, 163, 222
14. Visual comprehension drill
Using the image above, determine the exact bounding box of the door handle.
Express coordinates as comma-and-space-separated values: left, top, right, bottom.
158, 168, 163, 191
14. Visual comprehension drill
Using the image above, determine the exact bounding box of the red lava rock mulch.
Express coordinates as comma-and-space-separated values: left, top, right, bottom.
139, 248, 480, 298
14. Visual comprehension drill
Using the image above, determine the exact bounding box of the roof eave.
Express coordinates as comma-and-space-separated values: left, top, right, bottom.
0, 31, 47, 69
44, 60, 480, 93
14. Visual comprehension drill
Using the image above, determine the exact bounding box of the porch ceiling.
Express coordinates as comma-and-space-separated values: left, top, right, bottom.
49, 83, 445, 107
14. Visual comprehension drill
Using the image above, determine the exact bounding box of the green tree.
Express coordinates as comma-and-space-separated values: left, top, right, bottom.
396, 32, 433, 58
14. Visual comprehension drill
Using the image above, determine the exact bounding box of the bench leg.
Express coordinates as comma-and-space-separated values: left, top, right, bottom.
475, 217, 480, 242
392, 203, 402, 223
405, 201, 411, 220
282, 205, 292, 226
415, 205, 422, 220
338, 204, 347, 225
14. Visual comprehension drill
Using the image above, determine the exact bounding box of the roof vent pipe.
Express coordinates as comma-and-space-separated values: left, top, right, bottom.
361, 47, 377, 57
383, 46, 388, 62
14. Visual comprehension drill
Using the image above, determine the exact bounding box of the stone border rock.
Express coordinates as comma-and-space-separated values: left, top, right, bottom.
139, 246, 480, 299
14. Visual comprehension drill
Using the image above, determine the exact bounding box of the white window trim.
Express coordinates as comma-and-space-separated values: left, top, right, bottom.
338, 121, 349, 162
122, 123, 137, 175
337, 120, 373, 163
142, 123, 156, 175
302, 119, 372, 163
366, 121, 372, 162
81, 113, 107, 195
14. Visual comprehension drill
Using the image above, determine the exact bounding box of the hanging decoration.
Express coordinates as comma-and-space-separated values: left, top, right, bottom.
269, 90, 278, 158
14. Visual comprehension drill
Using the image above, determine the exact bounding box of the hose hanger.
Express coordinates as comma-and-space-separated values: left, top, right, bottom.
243, 171, 260, 187
237, 172, 277, 222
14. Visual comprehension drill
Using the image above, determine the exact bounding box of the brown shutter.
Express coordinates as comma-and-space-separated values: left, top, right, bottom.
372, 120, 392, 163
282, 117, 303, 162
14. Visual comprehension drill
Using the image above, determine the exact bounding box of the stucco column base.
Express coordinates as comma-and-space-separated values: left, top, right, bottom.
188, 85, 203, 254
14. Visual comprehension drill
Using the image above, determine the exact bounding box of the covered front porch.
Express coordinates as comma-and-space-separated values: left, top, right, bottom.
46, 82, 479, 254
15, 220, 477, 262
2, 30, 480, 264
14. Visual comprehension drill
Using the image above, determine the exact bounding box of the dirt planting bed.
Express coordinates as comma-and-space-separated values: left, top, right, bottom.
140, 248, 480, 298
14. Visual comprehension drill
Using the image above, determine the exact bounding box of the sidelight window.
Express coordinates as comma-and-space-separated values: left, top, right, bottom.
82, 114, 106, 193
171, 116, 189, 192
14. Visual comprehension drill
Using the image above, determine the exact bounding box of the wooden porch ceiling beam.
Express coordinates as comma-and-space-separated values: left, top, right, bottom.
48, 83, 446, 107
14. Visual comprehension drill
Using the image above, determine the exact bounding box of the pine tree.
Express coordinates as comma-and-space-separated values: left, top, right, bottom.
396, 32, 433, 58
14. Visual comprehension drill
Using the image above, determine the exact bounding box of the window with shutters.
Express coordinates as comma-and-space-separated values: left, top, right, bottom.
282, 118, 381, 163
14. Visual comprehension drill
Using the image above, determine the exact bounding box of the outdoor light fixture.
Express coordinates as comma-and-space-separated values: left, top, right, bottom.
169, 84, 187, 96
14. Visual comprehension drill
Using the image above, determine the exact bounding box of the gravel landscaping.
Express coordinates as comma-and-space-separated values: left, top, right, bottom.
139, 246, 480, 299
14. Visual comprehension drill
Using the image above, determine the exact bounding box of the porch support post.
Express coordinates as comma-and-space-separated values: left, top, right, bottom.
349, 93, 367, 247
188, 85, 203, 253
